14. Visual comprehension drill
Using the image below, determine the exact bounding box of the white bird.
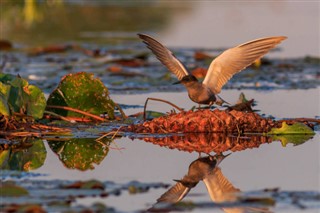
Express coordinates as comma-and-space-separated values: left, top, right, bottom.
138, 34, 287, 106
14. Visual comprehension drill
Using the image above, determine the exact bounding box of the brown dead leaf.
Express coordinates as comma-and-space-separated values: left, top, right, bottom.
112, 58, 146, 67
0, 40, 13, 50
194, 51, 213, 61
28, 44, 72, 56
107, 65, 123, 73
63, 180, 105, 190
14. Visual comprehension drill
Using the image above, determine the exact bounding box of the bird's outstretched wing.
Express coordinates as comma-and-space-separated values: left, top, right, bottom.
204, 167, 240, 203
203, 36, 287, 94
138, 33, 189, 80
156, 181, 191, 203
204, 168, 272, 213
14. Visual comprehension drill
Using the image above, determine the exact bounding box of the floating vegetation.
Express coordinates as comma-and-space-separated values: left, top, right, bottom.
123, 108, 317, 134
0, 178, 169, 212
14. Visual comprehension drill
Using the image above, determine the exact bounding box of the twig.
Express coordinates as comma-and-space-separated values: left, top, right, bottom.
44, 110, 75, 122
95, 127, 124, 141
30, 124, 71, 132
143, 97, 184, 121
0, 131, 41, 137
46, 105, 105, 121
95, 127, 124, 153
114, 102, 127, 119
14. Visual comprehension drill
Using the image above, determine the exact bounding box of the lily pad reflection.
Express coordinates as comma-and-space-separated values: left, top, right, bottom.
0, 139, 46, 171
48, 138, 110, 171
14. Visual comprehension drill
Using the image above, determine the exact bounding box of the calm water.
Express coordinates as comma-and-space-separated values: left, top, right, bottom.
1, 1, 320, 212
32, 89, 319, 212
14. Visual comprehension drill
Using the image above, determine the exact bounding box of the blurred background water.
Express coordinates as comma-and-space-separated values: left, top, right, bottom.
1, 0, 319, 57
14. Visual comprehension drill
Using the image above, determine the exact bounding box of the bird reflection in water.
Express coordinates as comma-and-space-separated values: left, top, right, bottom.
148, 154, 272, 213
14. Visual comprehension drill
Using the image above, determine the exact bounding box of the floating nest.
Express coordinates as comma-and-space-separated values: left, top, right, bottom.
122, 108, 318, 153
124, 109, 315, 134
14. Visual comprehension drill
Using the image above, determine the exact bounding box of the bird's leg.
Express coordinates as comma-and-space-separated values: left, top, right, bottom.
198, 152, 202, 158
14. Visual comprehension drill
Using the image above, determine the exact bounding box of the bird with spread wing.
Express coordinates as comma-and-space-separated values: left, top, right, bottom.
138, 34, 286, 107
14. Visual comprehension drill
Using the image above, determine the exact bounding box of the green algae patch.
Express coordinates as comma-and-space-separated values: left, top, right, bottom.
47, 72, 116, 120
0, 182, 29, 197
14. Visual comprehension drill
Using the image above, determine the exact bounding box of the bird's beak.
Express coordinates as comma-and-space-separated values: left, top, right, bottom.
216, 153, 231, 165
173, 80, 182, 85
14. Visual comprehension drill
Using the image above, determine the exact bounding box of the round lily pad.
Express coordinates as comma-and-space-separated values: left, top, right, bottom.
47, 72, 116, 119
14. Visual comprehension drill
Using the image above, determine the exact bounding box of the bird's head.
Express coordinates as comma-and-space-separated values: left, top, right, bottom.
173, 75, 198, 85
210, 153, 231, 166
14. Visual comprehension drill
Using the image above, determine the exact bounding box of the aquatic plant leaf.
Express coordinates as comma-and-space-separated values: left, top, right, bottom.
47, 72, 116, 120
23, 85, 47, 119
4, 139, 47, 171
63, 180, 105, 190
0, 150, 10, 169
268, 122, 315, 135
0, 182, 29, 197
0, 92, 10, 116
0, 73, 46, 119
48, 138, 109, 171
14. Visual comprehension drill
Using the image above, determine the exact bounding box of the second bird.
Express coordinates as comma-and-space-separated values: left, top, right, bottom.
138, 33, 286, 106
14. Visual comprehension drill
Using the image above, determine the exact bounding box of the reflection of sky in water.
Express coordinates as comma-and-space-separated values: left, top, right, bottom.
159, 1, 319, 58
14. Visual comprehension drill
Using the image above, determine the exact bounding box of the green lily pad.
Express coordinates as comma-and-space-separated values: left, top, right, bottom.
0, 74, 46, 119
268, 122, 315, 135
48, 138, 110, 171
267, 122, 315, 147
47, 72, 116, 120
0, 150, 10, 168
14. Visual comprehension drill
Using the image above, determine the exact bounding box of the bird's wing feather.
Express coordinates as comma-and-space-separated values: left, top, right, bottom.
203, 36, 287, 94
203, 168, 240, 202
138, 33, 189, 80
156, 181, 191, 203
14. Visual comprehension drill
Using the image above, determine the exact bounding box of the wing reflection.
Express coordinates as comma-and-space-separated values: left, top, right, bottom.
149, 154, 272, 213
